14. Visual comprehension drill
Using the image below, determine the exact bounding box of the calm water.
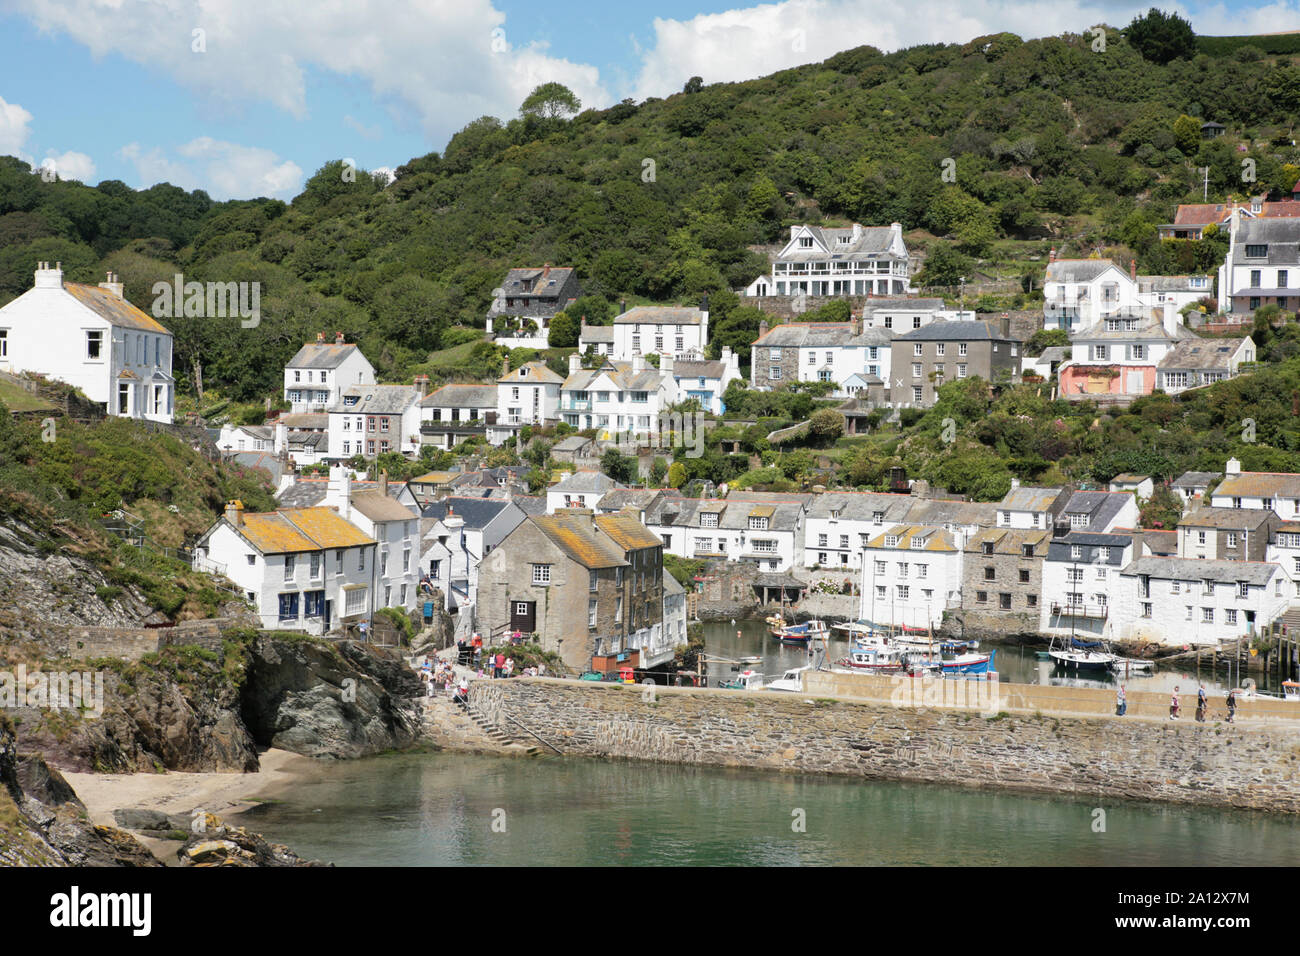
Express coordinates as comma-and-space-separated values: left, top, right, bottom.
696, 620, 1282, 696
238, 750, 1300, 866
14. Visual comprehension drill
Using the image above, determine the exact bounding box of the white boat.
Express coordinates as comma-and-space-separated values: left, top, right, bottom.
766, 666, 809, 692
1110, 657, 1155, 675
1049, 636, 1117, 671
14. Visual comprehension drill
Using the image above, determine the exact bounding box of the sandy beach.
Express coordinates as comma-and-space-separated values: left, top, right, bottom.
64, 748, 314, 832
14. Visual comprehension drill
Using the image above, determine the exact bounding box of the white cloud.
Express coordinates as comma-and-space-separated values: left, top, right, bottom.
42, 149, 95, 182
119, 138, 303, 200
629, 0, 1187, 100
0, 93, 34, 159
4, 0, 610, 147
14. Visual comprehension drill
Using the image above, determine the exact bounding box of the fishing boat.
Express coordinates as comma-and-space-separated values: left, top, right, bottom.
1049, 636, 1117, 671
940, 649, 996, 675
718, 669, 765, 690
1109, 656, 1155, 675
766, 666, 809, 692
835, 642, 907, 674
773, 619, 830, 645
832, 620, 877, 639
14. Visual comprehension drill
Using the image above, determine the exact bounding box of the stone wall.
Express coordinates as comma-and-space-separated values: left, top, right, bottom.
35, 619, 233, 662
468, 675, 1300, 812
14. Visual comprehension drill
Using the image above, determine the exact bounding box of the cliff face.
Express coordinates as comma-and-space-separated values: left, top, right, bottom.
0, 726, 159, 867
9, 634, 424, 774
240, 637, 423, 759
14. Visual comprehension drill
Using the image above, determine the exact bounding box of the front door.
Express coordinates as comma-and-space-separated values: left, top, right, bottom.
325, 600, 332, 627
510, 600, 536, 632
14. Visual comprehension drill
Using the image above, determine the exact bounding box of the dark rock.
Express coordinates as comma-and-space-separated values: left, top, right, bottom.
177, 813, 329, 867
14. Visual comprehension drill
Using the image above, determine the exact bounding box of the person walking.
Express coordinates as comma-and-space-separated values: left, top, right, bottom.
1226, 687, 1237, 723
1196, 683, 1208, 722
494, 651, 505, 679
1170, 686, 1181, 720
1116, 684, 1127, 717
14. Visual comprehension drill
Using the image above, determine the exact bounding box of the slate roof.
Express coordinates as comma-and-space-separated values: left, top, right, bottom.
553, 436, 595, 452
497, 267, 575, 296
334, 385, 419, 414
753, 322, 893, 348
286, 342, 363, 369
1044, 259, 1121, 283
597, 488, 669, 512
551, 471, 624, 495
499, 362, 563, 385
420, 496, 516, 529
1158, 339, 1250, 370
421, 384, 498, 408
782, 225, 900, 261
865, 525, 957, 552
1214, 472, 1300, 498
896, 320, 1016, 342
350, 491, 415, 523
1060, 491, 1132, 530
1232, 218, 1300, 264
673, 359, 727, 379
579, 324, 614, 343
805, 491, 917, 521
513, 496, 547, 516
998, 486, 1066, 513
278, 413, 329, 429
662, 569, 685, 596
275, 477, 405, 509
228, 451, 285, 481
1138, 530, 1178, 555
562, 360, 671, 392
1172, 471, 1220, 490
613, 306, 705, 325
63, 283, 171, 334
966, 527, 1050, 553
1071, 311, 1196, 342
859, 297, 947, 312
1120, 557, 1278, 586
1178, 507, 1275, 530
1137, 275, 1211, 293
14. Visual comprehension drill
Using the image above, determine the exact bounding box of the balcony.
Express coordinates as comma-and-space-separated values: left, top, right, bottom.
565, 398, 592, 411
1050, 601, 1109, 620
420, 413, 496, 436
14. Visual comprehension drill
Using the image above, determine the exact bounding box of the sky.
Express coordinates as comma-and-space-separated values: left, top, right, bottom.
0, 0, 1297, 201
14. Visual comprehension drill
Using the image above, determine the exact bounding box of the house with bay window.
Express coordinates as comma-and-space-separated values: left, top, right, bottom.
745, 222, 914, 297
284, 332, 375, 413
559, 353, 680, 439
0, 263, 174, 422
192, 500, 378, 635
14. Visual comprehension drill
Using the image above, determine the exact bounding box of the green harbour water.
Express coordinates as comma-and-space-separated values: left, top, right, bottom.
239, 750, 1300, 867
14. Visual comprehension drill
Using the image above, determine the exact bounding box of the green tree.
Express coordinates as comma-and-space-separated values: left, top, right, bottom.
808, 408, 844, 445
667, 462, 687, 488
1172, 115, 1201, 155
601, 448, 638, 484
548, 311, 579, 348
1126, 8, 1195, 65
520, 82, 581, 120
917, 244, 974, 286
683, 76, 704, 94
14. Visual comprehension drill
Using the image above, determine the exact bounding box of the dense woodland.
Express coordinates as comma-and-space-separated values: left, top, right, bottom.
2, 17, 1300, 403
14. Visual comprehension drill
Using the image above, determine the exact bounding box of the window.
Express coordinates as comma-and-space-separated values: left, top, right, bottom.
958, 343, 968, 356
1070, 545, 1082, 559
381, 550, 388, 575
916, 564, 928, 578
309, 553, 321, 579
897, 562, 909, 578
278, 592, 300, 622
884, 535, 899, 547
1202, 607, 1215, 624
1070, 514, 1088, 529
532, 564, 551, 585
1245, 244, 1268, 258
358, 549, 366, 571
976, 590, 988, 604
1226, 532, 1238, 548
874, 560, 886, 574
1197, 531, 1207, 545
284, 555, 295, 582
1130, 345, 1145, 360
1019, 569, 1030, 583
808, 352, 816, 366
1027, 594, 1038, 607
912, 386, 923, 403
984, 567, 995, 581
770, 366, 783, 381
1067, 568, 1084, 583
590, 570, 599, 592
936, 343, 945, 356
956, 365, 967, 379
1096, 567, 1107, 579
588, 599, 598, 628
1186, 606, 1193, 620
999, 593, 1012, 610
913, 343, 923, 356
982, 541, 994, 555
1238, 581, 1249, 598
896, 585, 909, 600
770, 348, 782, 360
872, 512, 884, 526
1022, 544, 1034, 558
839, 535, 849, 549
701, 512, 719, 528
912, 363, 922, 378
86, 330, 103, 359
1141, 603, 1152, 618
0, 329, 6, 358
1225, 608, 1238, 625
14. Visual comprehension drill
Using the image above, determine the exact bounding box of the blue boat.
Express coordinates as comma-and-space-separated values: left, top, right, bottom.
772, 619, 829, 646
940, 649, 996, 675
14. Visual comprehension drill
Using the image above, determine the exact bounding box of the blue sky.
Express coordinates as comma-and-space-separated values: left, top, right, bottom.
0, 0, 1296, 200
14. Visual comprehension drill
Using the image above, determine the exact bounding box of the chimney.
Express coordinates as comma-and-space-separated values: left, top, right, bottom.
543, 263, 551, 279
413, 374, 429, 398
502, 357, 510, 378
758, 319, 769, 339
632, 353, 644, 372
1129, 258, 1137, 282
1162, 299, 1178, 338
1010, 477, 1020, 490
34, 261, 63, 289
1226, 457, 1241, 475
1048, 247, 1057, 263
661, 354, 674, 375
327, 464, 353, 519
335, 331, 344, 345
999, 313, 1011, 339
619, 298, 627, 314
568, 353, 582, 375
225, 499, 245, 528
852, 222, 863, 241
98, 271, 124, 298
317, 331, 326, 343
379, 469, 389, 496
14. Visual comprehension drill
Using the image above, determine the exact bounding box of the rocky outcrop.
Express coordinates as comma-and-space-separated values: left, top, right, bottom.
239, 637, 423, 760
176, 812, 329, 867
0, 726, 159, 866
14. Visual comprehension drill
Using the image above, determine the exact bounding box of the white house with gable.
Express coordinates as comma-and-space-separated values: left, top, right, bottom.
746, 223, 914, 297
284, 332, 375, 413
0, 263, 175, 422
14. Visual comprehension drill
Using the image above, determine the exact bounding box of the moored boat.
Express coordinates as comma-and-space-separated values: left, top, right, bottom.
774, 619, 830, 645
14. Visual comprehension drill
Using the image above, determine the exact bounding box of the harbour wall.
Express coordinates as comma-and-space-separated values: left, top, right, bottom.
467, 673, 1300, 812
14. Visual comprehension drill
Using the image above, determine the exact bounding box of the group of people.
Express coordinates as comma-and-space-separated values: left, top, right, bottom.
419, 658, 468, 702
1115, 682, 1237, 722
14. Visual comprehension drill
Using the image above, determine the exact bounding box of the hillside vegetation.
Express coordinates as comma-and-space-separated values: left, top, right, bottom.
1, 21, 1299, 403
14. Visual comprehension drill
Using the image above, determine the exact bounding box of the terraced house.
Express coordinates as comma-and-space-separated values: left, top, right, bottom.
646, 493, 808, 573
960, 527, 1051, 634
193, 500, 378, 635
890, 320, 1021, 408
859, 525, 963, 631
418, 383, 498, 450
1209, 458, 1300, 521
327, 383, 421, 460
283, 332, 376, 414
749, 320, 894, 391
559, 353, 679, 438
475, 511, 666, 674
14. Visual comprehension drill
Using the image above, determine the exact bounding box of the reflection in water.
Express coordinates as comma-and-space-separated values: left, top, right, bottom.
239, 750, 1300, 867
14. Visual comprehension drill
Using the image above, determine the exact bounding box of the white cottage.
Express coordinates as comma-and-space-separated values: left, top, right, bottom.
284, 333, 375, 413
0, 263, 175, 422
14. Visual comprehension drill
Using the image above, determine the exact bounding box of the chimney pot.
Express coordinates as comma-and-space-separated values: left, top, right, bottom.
335, 331, 344, 345
225, 499, 245, 528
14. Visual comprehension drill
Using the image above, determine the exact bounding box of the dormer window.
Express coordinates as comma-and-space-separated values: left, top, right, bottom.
748, 516, 768, 530
884, 535, 899, 547
982, 542, 994, 555
701, 512, 718, 528
1245, 245, 1268, 258
910, 537, 924, 550
799, 237, 813, 248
